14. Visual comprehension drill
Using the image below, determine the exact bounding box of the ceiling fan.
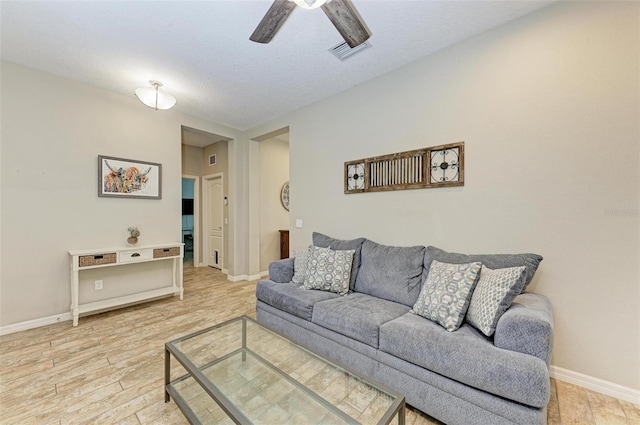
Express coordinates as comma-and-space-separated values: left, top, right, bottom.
250, 0, 371, 48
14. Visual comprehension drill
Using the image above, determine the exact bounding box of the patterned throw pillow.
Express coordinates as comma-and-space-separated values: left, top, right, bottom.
412, 260, 482, 332
312, 232, 366, 291
466, 266, 527, 337
303, 246, 355, 295
291, 247, 310, 285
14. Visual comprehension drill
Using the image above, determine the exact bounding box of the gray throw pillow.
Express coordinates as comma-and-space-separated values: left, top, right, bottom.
424, 246, 542, 290
412, 260, 482, 332
303, 246, 355, 296
466, 266, 527, 337
312, 232, 366, 290
291, 247, 310, 285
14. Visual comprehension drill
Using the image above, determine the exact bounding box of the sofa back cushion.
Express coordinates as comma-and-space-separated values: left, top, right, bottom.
312, 232, 366, 291
424, 246, 543, 290
354, 240, 426, 306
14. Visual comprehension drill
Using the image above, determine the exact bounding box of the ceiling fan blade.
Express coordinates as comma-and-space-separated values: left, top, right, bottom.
250, 0, 297, 44
321, 0, 371, 48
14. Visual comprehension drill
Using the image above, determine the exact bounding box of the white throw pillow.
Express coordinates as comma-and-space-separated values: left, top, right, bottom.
466, 266, 527, 337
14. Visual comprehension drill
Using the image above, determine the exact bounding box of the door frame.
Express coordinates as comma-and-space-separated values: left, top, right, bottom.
202, 172, 224, 270
182, 175, 200, 267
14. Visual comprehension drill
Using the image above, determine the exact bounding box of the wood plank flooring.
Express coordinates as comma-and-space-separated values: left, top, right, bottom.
1, 265, 638, 424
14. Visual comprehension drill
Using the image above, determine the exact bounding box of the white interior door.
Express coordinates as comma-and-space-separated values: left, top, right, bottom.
207, 177, 223, 269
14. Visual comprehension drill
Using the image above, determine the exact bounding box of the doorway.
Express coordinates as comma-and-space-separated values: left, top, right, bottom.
181, 176, 199, 266
253, 128, 290, 274
203, 173, 224, 269
181, 126, 231, 271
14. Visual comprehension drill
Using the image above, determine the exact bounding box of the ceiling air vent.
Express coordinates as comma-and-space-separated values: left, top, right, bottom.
329, 41, 371, 61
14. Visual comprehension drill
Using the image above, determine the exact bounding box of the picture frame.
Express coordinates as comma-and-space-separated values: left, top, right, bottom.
98, 155, 162, 199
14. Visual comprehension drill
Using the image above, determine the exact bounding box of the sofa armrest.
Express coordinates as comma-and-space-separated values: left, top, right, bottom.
268, 258, 295, 283
494, 292, 554, 365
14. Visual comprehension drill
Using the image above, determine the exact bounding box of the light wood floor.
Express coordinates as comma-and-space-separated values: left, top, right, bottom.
1, 265, 638, 425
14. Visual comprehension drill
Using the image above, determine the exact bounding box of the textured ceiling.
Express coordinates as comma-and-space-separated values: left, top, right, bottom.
1, 0, 554, 131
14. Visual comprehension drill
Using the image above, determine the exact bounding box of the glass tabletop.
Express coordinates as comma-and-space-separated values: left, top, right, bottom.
165, 316, 405, 425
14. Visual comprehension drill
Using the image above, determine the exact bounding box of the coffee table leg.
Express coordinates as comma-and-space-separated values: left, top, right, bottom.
165, 347, 171, 403
242, 318, 247, 361
398, 403, 405, 425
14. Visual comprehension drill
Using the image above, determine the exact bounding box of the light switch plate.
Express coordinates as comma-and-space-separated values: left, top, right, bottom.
296, 219, 303, 228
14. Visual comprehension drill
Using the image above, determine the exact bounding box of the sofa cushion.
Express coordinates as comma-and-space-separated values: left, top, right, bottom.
354, 240, 425, 307
312, 293, 410, 348
466, 266, 527, 337
303, 246, 354, 295
494, 293, 554, 364
256, 280, 340, 321
425, 246, 543, 290
412, 260, 482, 332
268, 258, 294, 283
312, 232, 366, 291
379, 312, 550, 408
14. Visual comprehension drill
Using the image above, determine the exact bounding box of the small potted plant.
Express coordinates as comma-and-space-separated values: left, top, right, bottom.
127, 226, 140, 246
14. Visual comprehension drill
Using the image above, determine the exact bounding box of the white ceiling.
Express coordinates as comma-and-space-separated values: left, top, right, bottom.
1, 0, 554, 131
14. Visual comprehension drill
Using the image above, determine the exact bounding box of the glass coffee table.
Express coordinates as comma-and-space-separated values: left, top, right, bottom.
165, 316, 405, 425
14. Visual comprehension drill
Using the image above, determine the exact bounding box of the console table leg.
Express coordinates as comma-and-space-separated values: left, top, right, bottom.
70, 259, 79, 327
177, 257, 184, 300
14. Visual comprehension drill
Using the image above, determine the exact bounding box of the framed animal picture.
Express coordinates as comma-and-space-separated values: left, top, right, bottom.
98, 155, 162, 199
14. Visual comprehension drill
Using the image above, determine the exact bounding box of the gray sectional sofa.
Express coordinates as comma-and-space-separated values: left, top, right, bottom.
256, 233, 554, 425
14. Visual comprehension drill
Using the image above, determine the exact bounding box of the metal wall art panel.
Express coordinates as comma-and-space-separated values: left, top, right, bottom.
344, 142, 464, 194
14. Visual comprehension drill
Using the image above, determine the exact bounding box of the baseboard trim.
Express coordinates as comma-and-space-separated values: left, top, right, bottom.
550, 365, 640, 404
226, 274, 247, 282
0, 312, 72, 336
260, 270, 269, 278
227, 273, 262, 282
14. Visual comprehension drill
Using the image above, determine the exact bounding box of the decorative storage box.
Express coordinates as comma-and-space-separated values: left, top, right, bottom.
78, 253, 117, 268
154, 247, 181, 258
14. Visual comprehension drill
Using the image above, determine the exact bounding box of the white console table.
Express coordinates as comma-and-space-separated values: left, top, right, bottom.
69, 243, 184, 327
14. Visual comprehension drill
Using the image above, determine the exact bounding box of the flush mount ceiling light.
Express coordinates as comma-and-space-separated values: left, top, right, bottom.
134, 80, 176, 111
291, 0, 330, 9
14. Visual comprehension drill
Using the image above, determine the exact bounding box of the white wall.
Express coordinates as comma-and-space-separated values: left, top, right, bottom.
257, 2, 639, 390
0, 61, 243, 326
181, 144, 203, 176
259, 138, 290, 272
